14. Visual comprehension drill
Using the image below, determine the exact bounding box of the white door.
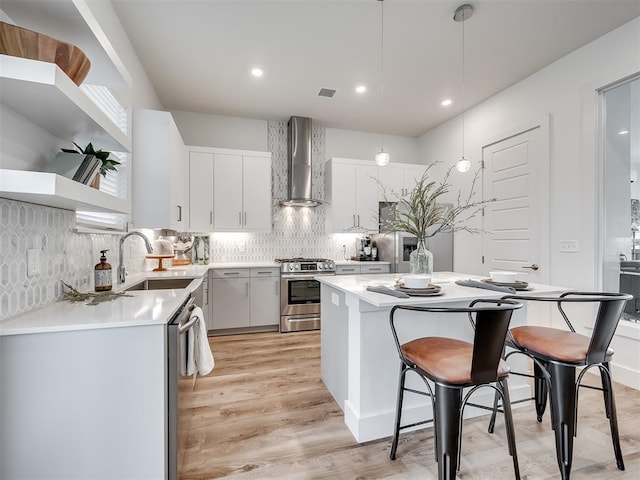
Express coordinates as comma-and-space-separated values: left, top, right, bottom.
482, 125, 546, 283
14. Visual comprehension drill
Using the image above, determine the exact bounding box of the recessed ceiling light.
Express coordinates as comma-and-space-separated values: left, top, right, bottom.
618, 130, 629, 135
441, 99, 452, 106
251, 68, 264, 77
355, 85, 367, 94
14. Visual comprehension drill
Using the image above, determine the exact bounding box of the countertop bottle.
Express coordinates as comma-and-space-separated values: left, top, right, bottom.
94, 249, 113, 292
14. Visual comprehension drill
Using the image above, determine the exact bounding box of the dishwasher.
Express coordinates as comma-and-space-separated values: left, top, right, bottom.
167, 282, 204, 480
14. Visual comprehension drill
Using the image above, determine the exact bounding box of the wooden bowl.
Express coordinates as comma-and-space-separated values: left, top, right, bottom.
0, 21, 91, 86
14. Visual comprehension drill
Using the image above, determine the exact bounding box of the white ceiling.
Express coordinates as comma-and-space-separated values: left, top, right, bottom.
111, 1, 638, 136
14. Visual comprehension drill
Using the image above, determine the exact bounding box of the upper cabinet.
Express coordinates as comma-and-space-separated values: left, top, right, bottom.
132, 109, 188, 230
188, 146, 272, 232
325, 158, 379, 232
378, 164, 426, 201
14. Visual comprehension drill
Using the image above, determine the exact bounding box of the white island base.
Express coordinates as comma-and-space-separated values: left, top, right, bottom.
318, 272, 566, 443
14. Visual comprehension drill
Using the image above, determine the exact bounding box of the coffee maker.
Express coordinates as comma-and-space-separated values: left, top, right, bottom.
352, 236, 377, 261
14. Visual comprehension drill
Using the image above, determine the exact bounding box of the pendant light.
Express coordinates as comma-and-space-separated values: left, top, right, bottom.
375, 0, 390, 167
454, 4, 473, 173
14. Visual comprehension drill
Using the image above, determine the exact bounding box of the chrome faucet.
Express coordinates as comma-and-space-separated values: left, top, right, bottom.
118, 231, 154, 283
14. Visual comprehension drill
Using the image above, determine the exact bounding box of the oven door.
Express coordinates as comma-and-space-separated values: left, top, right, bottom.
280, 274, 322, 316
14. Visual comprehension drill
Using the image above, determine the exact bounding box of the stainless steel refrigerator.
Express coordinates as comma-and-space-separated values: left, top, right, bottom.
372, 202, 453, 273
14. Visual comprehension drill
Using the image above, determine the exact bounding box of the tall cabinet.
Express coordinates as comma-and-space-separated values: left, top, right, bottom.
188, 147, 272, 232
132, 109, 188, 229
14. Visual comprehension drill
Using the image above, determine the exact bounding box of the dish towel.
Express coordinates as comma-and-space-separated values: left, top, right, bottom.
455, 279, 516, 294
185, 307, 215, 379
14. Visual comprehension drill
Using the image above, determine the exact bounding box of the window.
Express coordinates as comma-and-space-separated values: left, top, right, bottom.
76, 84, 129, 230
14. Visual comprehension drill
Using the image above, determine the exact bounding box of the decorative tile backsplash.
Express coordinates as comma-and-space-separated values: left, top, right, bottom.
1, 121, 365, 320
0, 198, 147, 321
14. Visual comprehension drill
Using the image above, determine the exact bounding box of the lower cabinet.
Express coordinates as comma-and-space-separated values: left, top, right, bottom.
336, 263, 390, 275
210, 267, 279, 331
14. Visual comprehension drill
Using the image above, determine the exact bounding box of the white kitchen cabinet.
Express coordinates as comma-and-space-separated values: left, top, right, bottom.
213, 153, 271, 231
336, 263, 390, 275
325, 158, 379, 232
249, 267, 280, 327
378, 164, 426, 201
132, 109, 188, 229
188, 150, 215, 231
210, 267, 280, 331
187, 147, 272, 232
210, 268, 250, 329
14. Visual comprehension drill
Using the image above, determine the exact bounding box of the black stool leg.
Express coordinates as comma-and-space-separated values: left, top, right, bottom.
600, 364, 625, 470
499, 377, 521, 480
487, 389, 500, 434
390, 364, 407, 460
548, 362, 577, 480
434, 383, 462, 480
534, 361, 549, 423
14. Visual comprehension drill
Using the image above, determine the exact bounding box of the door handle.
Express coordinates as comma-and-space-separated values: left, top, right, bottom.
177, 205, 182, 222
522, 264, 539, 271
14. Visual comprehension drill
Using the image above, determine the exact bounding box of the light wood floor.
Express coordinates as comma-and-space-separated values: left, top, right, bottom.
179, 331, 640, 479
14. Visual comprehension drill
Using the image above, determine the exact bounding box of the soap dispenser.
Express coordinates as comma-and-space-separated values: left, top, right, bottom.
94, 249, 113, 292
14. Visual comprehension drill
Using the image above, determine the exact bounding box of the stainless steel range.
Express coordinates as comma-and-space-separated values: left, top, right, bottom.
276, 258, 336, 332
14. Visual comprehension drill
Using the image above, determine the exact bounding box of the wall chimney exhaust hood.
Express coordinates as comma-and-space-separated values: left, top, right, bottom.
279, 116, 324, 207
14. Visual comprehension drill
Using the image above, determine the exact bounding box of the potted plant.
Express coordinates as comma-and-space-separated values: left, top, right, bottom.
59, 142, 120, 188
380, 163, 493, 274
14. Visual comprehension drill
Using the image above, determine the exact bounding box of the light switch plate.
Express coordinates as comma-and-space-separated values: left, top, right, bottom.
27, 248, 40, 276
559, 240, 579, 252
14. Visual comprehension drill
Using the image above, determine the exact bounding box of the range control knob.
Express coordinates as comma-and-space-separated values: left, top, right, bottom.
318, 264, 324, 270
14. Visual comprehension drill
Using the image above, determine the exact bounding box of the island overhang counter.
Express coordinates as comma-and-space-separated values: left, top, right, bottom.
317, 272, 567, 443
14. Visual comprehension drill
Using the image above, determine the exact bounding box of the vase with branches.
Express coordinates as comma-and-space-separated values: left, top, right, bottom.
379, 163, 493, 274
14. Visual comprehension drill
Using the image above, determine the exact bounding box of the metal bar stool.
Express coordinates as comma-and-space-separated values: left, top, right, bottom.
389, 298, 523, 480
488, 291, 632, 480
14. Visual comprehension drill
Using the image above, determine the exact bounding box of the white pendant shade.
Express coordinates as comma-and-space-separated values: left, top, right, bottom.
456, 156, 471, 172
375, 150, 390, 166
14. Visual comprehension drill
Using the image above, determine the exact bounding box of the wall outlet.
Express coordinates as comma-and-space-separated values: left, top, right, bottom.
331, 293, 340, 306
559, 240, 579, 252
27, 248, 40, 276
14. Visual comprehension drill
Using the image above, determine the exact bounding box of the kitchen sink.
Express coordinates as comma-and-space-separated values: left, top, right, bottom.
125, 278, 195, 291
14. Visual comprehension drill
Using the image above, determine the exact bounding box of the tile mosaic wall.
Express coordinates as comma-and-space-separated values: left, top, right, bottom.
0, 198, 147, 321
208, 121, 362, 262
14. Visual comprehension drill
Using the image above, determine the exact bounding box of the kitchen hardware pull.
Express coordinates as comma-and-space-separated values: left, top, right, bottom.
369, 268, 382, 271
243, 212, 247, 225
177, 205, 182, 222
257, 271, 272, 275
353, 214, 356, 226
224, 272, 240, 275
178, 316, 199, 335
522, 264, 539, 271
239, 212, 242, 226
357, 214, 360, 227
210, 211, 213, 224
343, 268, 355, 272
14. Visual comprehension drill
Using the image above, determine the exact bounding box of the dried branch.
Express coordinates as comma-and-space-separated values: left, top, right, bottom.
379, 163, 495, 239
61, 281, 132, 305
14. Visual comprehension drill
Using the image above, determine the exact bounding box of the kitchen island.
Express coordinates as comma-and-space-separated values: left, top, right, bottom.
317, 272, 566, 443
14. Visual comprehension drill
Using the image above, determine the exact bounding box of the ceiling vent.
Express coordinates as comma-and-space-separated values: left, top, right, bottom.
318, 88, 337, 98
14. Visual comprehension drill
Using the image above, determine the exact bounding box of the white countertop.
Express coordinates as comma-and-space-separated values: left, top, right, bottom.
317, 271, 568, 308
0, 265, 209, 337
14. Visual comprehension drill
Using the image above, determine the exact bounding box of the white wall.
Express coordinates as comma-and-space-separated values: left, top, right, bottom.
419, 17, 640, 290
171, 111, 421, 164
171, 111, 269, 151
325, 127, 420, 164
